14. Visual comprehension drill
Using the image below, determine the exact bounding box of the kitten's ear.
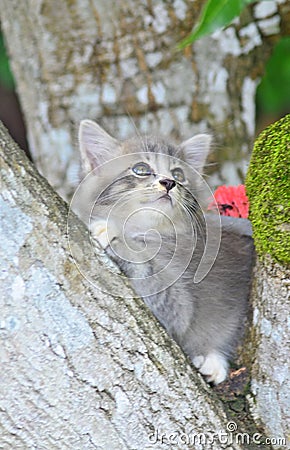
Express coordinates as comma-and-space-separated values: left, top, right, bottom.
178, 134, 212, 173
79, 120, 120, 173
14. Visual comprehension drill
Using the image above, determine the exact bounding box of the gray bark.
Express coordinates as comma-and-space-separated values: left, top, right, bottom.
0, 121, 251, 449
1, 0, 289, 199
246, 257, 290, 447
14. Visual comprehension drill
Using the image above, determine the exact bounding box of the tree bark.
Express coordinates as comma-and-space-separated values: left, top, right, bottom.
246, 258, 289, 445
0, 121, 256, 449
1, 0, 289, 199
244, 114, 290, 448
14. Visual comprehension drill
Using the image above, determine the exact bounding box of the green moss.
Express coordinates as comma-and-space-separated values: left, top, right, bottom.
246, 114, 290, 265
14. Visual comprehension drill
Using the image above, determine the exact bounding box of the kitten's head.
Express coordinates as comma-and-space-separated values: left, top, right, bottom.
76, 120, 212, 234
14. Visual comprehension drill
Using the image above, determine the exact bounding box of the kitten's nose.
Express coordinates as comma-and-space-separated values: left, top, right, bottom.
159, 178, 176, 192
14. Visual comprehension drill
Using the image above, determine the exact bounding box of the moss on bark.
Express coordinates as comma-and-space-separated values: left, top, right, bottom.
246, 114, 290, 265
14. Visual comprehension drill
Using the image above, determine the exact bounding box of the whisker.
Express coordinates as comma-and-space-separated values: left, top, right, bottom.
177, 194, 206, 245
125, 108, 148, 154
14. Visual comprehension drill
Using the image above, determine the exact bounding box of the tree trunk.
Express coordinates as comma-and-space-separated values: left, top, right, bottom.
247, 258, 289, 444
244, 114, 290, 448
1, 121, 256, 449
1, 0, 289, 199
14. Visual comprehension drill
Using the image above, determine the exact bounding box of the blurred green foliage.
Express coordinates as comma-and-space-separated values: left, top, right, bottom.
179, 0, 254, 48
256, 37, 290, 115
0, 33, 14, 89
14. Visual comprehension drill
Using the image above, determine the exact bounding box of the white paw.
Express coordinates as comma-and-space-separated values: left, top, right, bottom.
196, 352, 228, 385
192, 355, 205, 369
90, 219, 110, 249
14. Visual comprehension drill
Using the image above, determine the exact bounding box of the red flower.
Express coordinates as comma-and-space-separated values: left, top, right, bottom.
208, 185, 249, 219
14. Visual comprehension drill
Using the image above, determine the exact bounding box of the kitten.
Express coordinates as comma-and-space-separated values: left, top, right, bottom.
73, 119, 254, 385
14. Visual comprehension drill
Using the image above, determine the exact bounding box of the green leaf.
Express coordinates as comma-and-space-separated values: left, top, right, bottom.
0, 33, 15, 90
257, 37, 290, 114
179, 0, 255, 48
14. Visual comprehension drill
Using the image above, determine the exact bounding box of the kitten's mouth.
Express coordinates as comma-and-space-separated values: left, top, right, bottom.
142, 193, 173, 206
156, 193, 173, 205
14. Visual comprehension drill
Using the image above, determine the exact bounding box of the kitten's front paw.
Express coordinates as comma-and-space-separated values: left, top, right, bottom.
90, 219, 111, 249
192, 355, 205, 369
194, 352, 228, 385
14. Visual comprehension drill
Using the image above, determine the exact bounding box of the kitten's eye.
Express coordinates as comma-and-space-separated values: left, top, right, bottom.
132, 162, 152, 177
171, 168, 185, 183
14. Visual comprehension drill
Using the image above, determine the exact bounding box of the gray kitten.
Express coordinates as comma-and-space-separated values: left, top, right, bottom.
74, 119, 254, 384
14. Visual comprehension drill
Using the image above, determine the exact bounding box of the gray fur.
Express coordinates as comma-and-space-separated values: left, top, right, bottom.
75, 120, 255, 384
